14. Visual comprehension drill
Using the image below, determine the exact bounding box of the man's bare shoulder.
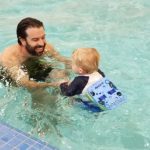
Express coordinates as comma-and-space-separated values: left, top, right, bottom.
45, 43, 55, 51
0, 44, 20, 67
2, 44, 19, 55
44, 42, 58, 56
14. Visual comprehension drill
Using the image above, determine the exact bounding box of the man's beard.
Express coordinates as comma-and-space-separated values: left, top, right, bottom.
25, 41, 46, 56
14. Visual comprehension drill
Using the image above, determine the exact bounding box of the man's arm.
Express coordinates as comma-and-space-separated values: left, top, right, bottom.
8, 65, 59, 89
45, 43, 72, 68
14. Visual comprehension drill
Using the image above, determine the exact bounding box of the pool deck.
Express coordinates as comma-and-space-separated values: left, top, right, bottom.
0, 122, 57, 150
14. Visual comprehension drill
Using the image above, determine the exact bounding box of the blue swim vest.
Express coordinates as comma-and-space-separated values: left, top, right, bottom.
81, 77, 126, 111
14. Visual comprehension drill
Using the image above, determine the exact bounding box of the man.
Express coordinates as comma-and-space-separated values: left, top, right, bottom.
0, 17, 70, 89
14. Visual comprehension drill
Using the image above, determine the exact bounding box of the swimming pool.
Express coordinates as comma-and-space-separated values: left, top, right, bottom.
0, 0, 150, 150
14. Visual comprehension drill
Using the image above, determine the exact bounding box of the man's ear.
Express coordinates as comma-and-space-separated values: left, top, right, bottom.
19, 37, 26, 46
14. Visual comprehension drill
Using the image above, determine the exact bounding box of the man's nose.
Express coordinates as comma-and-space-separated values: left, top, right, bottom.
38, 39, 45, 46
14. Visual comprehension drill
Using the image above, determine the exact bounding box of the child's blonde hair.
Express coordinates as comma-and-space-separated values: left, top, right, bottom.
72, 48, 100, 73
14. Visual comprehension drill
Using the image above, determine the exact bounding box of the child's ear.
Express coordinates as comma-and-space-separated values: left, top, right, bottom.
79, 67, 84, 74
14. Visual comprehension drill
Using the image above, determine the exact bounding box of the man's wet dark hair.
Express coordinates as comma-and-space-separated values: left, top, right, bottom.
16, 17, 44, 45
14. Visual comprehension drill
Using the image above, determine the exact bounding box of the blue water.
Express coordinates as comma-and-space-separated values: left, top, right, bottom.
0, 0, 150, 150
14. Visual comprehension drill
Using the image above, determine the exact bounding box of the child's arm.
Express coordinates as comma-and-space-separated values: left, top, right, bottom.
60, 76, 88, 96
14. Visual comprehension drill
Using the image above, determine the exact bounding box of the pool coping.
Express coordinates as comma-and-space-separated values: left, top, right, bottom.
0, 121, 57, 150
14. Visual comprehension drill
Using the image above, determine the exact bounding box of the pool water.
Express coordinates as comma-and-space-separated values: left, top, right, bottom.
0, 0, 150, 150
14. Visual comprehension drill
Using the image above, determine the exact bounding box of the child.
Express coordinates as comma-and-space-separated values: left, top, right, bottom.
60, 48, 126, 112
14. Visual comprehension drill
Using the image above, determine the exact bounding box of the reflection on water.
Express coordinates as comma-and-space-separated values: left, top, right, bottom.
18, 90, 65, 137
0, 83, 70, 138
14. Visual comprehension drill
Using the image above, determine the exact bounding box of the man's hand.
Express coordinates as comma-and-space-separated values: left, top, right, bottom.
48, 82, 61, 87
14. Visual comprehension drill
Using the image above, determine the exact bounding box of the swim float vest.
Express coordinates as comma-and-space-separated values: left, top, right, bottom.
81, 77, 126, 111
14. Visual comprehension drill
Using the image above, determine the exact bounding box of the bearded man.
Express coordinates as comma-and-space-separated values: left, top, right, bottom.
0, 17, 70, 89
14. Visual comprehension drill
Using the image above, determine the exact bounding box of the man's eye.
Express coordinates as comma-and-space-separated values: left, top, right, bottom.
32, 39, 38, 41
42, 37, 45, 40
